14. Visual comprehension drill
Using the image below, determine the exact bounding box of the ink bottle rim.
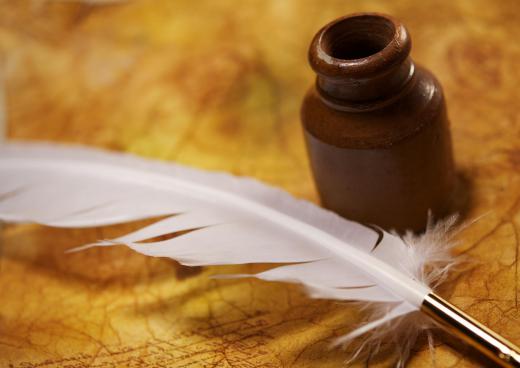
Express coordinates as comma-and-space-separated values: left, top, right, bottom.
308, 13, 416, 112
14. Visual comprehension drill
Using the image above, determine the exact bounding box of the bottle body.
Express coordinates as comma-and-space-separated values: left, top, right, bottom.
301, 14, 455, 232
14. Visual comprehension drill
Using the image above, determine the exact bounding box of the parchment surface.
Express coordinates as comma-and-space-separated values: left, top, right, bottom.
0, 1, 519, 367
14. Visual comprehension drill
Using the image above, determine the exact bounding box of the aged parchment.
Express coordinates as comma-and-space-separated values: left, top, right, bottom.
0, 1, 519, 367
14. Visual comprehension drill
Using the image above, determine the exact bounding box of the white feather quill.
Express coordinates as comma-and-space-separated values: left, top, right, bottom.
0, 142, 464, 365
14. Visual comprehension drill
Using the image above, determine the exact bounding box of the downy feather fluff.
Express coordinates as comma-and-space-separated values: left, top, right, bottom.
0, 142, 462, 366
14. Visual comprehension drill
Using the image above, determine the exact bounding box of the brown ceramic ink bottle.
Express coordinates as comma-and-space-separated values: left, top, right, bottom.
301, 13, 455, 232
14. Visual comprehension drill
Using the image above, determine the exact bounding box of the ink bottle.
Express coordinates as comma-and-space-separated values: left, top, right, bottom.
301, 13, 455, 232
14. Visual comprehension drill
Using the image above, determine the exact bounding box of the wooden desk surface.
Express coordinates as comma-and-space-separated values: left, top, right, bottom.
1, 1, 519, 367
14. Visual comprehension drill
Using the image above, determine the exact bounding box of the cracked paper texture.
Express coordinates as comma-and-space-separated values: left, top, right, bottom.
0, 1, 519, 367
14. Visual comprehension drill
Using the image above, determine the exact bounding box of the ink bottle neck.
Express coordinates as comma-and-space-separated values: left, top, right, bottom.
308, 13, 415, 112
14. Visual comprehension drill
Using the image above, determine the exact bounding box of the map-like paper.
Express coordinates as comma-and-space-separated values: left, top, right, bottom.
0, 1, 519, 367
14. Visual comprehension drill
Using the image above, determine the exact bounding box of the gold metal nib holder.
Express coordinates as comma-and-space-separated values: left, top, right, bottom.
422, 293, 520, 367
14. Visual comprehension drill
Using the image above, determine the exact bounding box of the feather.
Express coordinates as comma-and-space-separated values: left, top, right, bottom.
0, 141, 462, 365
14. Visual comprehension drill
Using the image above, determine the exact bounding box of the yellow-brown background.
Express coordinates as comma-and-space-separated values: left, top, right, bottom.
0, 0, 519, 367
